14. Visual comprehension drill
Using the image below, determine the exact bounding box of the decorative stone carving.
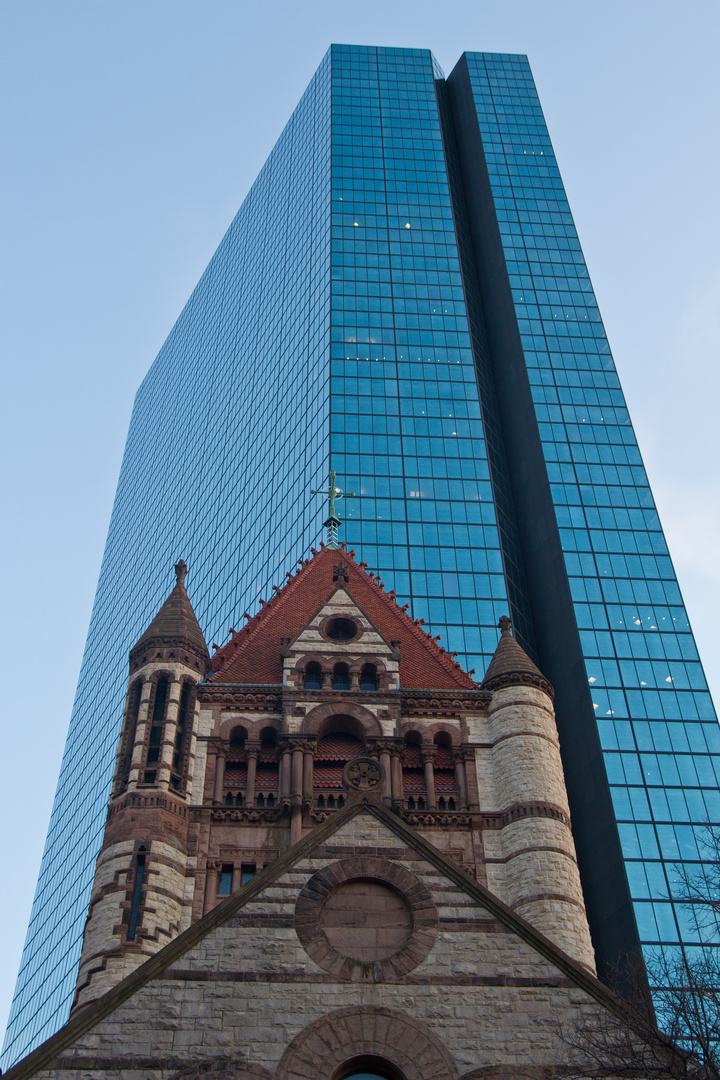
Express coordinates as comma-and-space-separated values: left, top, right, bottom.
343, 756, 384, 792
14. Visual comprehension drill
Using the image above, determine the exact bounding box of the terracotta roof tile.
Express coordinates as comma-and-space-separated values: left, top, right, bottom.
209, 544, 477, 690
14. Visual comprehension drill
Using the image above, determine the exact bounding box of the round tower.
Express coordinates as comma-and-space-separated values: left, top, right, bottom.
482, 616, 596, 972
72, 561, 210, 1013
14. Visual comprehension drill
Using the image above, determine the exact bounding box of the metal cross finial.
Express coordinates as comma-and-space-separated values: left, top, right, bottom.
310, 469, 356, 548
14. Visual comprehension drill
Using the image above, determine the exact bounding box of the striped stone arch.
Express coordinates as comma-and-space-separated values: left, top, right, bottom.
276, 1005, 459, 1080
301, 701, 383, 737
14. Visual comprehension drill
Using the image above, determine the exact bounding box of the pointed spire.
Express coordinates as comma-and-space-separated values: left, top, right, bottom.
130, 561, 210, 670
481, 615, 553, 699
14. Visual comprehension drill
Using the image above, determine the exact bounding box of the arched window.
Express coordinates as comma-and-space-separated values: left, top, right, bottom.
144, 677, 168, 783
344, 1073, 394, 1080
260, 726, 277, 750
360, 663, 378, 691
170, 681, 193, 792
304, 661, 322, 690
118, 679, 143, 790
230, 725, 247, 750
332, 663, 350, 690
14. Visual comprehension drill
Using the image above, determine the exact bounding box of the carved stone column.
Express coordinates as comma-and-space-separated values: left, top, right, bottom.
390, 750, 403, 810
290, 805, 303, 846
203, 860, 220, 913
291, 742, 304, 807
463, 748, 478, 810
454, 754, 468, 809
213, 749, 226, 805
231, 866, 242, 893
302, 742, 315, 805
422, 749, 437, 810
246, 744, 258, 808
379, 748, 392, 806
280, 744, 292, 801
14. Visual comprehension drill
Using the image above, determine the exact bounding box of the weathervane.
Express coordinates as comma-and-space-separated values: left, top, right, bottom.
311, 469, 356, 548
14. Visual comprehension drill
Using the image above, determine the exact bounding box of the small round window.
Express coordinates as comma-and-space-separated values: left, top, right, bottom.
325, 617, 357, 641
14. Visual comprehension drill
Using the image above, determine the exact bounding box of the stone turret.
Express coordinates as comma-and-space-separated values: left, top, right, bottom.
72, 562, 210, 1013
481, 617, 596, 971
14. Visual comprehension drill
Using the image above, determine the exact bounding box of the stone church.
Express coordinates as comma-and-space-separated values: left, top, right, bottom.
6, 545, 646, 1080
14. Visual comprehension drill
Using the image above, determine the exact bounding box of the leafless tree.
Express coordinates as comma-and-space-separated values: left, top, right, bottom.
558, 822, 720, 1080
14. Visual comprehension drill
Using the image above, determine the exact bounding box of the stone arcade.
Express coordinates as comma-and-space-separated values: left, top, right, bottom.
7, 546, 644, 1080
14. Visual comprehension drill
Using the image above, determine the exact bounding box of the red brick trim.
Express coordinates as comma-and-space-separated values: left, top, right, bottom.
276, 1005, 459, 1080
294, 858, 438, 981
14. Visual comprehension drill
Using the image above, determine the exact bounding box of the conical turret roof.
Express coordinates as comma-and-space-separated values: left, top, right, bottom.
481, 616, 553, 698
130, 561, 209, 668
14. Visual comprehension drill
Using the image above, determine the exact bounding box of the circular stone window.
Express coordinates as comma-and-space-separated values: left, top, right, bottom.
295, 858, 438, 981
325, 616, 358, 641
320, 880, 412, 961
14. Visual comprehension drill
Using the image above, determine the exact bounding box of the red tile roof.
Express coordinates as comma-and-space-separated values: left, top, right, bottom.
209, 544, 477, 690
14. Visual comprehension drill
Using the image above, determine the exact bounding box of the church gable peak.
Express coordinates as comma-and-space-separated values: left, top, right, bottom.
287, 585, 395, 658
209, 544, 477, 689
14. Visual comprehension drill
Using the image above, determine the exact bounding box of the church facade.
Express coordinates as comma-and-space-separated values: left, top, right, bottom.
6, 546, 643, 1080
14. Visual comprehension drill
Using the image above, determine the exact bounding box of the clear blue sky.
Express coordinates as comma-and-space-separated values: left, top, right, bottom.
1, 0, 718, 1042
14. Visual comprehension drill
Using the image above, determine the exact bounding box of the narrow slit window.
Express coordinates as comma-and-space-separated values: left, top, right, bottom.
144, 677, 168, 782
120, 680, 143, 786
127, 851, 146, 941
171, 682, 192, 788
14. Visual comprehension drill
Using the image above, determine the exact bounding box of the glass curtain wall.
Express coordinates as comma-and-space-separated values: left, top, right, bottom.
2, 53, 333, 1069
452, 50, 720, 972
330, 45, 512, 676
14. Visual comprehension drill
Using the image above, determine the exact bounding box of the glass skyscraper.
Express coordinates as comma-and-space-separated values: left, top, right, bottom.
3, 43, 718, 1068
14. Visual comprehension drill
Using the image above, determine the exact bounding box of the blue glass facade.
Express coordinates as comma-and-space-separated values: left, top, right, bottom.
2, 50, 332, 1067
3, 43, 718, 1067
328, 46, 514, 676
446, 51, 720, 974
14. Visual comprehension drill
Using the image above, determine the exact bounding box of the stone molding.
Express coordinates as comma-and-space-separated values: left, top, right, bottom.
482, 670, 554, 700
211, 808, 281, 824
294, 857, 438, 981
276, 1005, 460, 1080
482, 801, 571, 830
107, 792, 188, 819
404, 812, 472, 829
198, 687, 283, 708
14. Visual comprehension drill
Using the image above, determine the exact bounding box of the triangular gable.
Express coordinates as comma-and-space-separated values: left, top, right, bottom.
288, 584, 395, 658
6, 800, 638, 1080
209, 545, 476, 689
